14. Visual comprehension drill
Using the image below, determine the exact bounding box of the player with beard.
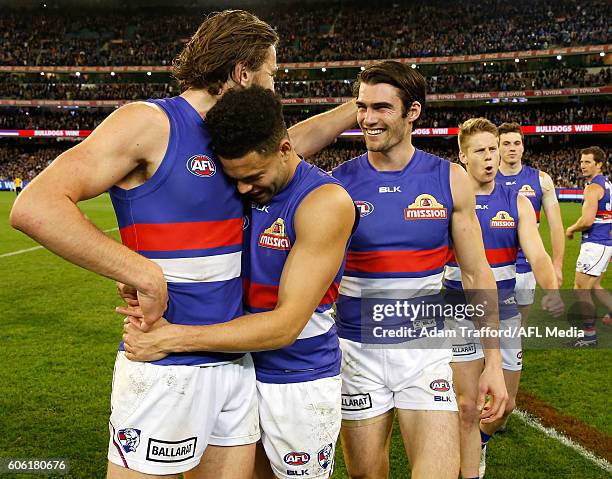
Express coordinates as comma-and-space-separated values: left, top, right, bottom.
119, 86, 358, 479
11, 11, 356, 478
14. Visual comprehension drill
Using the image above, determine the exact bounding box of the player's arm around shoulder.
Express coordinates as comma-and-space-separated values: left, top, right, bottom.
448, 163, 495, 290
152, 184, 356, 355
274, 183, 356, 341
10, 102, 170, 301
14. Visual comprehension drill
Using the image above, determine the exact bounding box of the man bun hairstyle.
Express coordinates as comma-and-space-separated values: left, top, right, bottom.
172, 10, 278, 95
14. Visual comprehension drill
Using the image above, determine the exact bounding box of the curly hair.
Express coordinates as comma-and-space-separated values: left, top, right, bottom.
206, 86, 288, 159
172, 10, 278, 95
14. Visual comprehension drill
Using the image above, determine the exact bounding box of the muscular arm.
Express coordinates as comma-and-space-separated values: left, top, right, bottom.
128, 184, 356, 354
567, 183, 602, 235
540, 171, 565, 283
10, 102, 169, 325
518, 195, 558, 290
288, 100, 357, 158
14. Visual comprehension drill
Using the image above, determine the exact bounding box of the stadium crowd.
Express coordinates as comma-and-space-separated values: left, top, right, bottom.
0, 141, 599, 189
0, 0, 609, 66
1, 104, 608, 131
2, 66, 608, 102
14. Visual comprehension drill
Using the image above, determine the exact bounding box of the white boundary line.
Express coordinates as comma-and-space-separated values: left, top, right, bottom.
0, 227, 119, 258
514, 409, 612, 473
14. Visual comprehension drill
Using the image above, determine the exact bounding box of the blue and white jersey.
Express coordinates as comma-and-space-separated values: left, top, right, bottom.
110, 96, 244, 366
582, 174, 612, 246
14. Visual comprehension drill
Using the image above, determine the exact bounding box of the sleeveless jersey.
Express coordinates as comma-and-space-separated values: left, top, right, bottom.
582, 174, 612, 246
445, 183, 519, 320
332, 149, 453, 343
496, 165, 542, 274
244, 161, 350, 384
109, 96, 244, 366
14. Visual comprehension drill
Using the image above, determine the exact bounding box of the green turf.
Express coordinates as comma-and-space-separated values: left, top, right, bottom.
1, 191, 610, 478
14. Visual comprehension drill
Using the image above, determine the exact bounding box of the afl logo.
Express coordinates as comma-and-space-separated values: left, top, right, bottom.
186, 154, 216, 177
430, 379, 450, 392
355, 201, 374, 217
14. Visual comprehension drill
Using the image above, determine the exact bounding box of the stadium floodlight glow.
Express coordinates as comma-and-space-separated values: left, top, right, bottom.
556, 55, 562, 60
284, 68, 288, 73
514, 58, 520, 63
146, 71, 152, 76
360, 66, 365, 71
321, 67, 326, 72
600, 52, 606, 57
75, 71, 81, 77
40, 72, 45, 76
411, 63, 417, 69
110, 71, 116, 76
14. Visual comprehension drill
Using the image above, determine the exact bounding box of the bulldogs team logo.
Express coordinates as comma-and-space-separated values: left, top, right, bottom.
258, 218, 291, 250
518, 184, 536, 197
317, 443, 334, 470
355, 201, 374, 217
404, 194, 447, 220
430, 379, 450, 392
117, 428, 141, 453
490, 210, 516, 228
186, 154, 216, 177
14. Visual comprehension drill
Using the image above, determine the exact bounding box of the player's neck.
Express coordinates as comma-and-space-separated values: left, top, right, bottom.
181, 89, 219, 119
499, 160, 523, 176
471, 177, 495, 195
367, 142, 416, 172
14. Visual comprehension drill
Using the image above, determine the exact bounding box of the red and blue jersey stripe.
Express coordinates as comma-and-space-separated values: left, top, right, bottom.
109, 96, 244, 366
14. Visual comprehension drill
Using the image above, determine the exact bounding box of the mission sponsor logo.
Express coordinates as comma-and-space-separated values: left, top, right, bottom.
146, 437, 197, 463
355, 201, 374, 217
186, 154, 216, 177
341, 393, 372, 411
518, 184, 536, 197
404, 194, 447, 220
490, 210, 516, 228
258, 218, 291, 250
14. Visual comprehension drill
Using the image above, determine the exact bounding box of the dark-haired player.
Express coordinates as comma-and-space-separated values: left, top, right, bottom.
330, 61, 507, 479
120, 86, 358, 479
566, 146, 612, 347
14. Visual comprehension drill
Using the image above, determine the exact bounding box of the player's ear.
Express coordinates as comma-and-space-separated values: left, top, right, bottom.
279, 138, 292, 161
230, 62, 250, 88
407, 101, 421, 123
458, 150, 468, 166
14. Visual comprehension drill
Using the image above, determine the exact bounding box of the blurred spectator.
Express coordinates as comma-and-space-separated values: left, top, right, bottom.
1, 140, 604, 189
0, 0, 609, 66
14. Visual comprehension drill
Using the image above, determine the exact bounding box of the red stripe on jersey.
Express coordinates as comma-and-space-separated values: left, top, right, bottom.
596, 210, 612, 218
346, 247, 449, 273
485, 247, 518, 264
447, 247, 516, 266
243, 279, 339, 310
535, 210, 541, 222
120, 218, 242, 251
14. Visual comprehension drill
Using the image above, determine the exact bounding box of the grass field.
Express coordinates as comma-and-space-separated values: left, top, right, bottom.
1, 191, 610, 478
